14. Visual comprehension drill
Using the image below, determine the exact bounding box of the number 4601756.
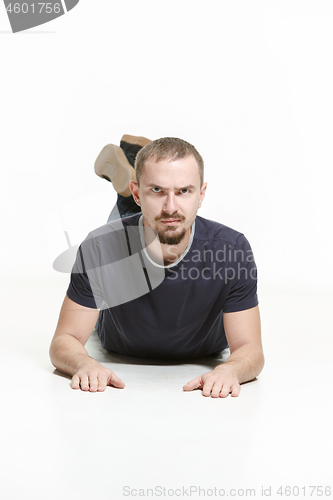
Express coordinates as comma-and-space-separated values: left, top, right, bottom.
277, 486, 331, 496
6, 3, 61, 14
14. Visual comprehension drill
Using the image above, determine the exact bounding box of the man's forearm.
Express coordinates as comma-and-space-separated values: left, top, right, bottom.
216, 343, 265, 384
49, 333, 98, 377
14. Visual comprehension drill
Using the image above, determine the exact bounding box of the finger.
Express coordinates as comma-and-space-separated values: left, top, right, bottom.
108, 372, 125, 389
219, 384, 232, 398
88, 375, 99, 392
183, 376, 202, 391
230, 383, 241, 397
211, 382, 223, 398
78, 374, 90, 391
71, 375, 80, 390
97, 374, 108, 392
202, 380, 214, 397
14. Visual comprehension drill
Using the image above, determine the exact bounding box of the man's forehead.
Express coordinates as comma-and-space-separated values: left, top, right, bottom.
142, 155, 200, 181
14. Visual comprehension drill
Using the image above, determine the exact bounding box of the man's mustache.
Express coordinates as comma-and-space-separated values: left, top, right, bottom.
155, 213, 185, 222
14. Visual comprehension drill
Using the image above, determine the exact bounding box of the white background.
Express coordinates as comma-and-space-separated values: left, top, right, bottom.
1, 2, 333, 500
1, 0, 332, 292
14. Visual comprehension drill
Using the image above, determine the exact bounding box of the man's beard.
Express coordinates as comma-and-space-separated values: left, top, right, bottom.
155, 213, 187, 245
157, 228, 186, 245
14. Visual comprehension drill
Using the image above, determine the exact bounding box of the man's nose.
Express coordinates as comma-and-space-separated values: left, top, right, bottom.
162, 193, 178, 214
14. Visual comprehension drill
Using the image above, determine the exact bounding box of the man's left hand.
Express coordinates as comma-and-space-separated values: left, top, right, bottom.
183, 365, 241, 398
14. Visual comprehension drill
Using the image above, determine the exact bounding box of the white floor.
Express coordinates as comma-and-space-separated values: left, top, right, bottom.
1, 274, 332, 500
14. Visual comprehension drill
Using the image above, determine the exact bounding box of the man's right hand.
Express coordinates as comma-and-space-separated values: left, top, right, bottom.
50, 296, 126, 392
71, 359, 125, 392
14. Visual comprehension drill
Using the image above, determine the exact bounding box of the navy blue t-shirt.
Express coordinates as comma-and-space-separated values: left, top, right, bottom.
67, 214, 258, 359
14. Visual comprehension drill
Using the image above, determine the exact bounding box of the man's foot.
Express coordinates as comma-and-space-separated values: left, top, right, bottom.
120, 134, 151, 167
121, 134, 151, 148
94, 144, 135, 197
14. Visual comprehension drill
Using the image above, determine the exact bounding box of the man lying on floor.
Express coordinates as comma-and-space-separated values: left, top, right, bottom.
49, 135, 264, 398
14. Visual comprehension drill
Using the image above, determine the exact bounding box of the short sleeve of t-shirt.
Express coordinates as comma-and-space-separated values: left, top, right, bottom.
221, 233, 258, 313
67, 245, 99, 309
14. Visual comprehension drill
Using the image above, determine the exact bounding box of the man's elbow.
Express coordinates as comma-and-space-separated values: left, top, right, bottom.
255, 345, 265, 377
49, 336, 61, 369
49, 333, 70, 370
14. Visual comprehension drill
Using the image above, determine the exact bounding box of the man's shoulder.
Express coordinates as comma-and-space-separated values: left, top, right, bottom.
85, 214, 141, 241
77, 214, 142, 270
194, 215, 245, 246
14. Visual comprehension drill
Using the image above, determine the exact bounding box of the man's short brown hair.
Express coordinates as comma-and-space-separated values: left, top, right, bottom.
134, 137, 204, 187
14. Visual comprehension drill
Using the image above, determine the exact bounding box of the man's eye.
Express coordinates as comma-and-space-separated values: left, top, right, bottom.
180, 188, 189, 194
152, 187, 161, 193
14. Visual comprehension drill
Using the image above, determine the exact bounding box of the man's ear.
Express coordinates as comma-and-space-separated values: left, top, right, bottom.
130, 181, 141, 206
198, 182, 207, 208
